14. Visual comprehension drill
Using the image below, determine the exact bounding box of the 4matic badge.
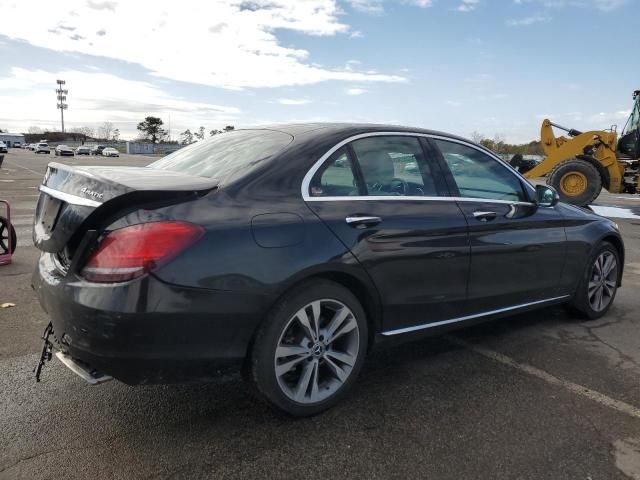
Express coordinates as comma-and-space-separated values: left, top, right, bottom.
80, 187, 104, 200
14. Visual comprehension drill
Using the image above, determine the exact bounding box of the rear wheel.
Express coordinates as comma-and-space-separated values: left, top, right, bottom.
250, 280, 368, 416
0, 217, 17, 254
547, 159, 602, 206
567, 242, 619, 319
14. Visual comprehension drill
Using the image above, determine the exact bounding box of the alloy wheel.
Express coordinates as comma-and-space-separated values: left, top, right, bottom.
274, 299, 360, 404
588, 251, 617, 312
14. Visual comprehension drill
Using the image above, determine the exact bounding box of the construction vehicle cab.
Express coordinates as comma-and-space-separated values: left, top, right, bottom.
618, 90, 640, 159
523, 90, 640, 207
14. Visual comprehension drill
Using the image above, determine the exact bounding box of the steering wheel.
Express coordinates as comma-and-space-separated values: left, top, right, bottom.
389, 177, 408, 196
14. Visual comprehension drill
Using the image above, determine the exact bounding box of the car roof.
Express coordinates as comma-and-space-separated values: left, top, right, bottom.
236, 122, 471, 144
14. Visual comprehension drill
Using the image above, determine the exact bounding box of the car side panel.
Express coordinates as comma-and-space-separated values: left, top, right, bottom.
556, 203, 625, 292
151, 191, 372, 304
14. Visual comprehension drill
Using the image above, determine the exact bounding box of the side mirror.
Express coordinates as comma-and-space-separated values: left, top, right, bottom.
535, 184, 559, 207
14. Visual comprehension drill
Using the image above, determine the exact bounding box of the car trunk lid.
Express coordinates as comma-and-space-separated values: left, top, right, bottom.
34, 162, 218, 254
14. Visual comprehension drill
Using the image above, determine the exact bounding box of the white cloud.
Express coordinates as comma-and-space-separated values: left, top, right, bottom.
513, 0, 626, 11
349, 0, 384, 13
456, 0, 480, 12
593, 0, 626, 10
0, 68, 240, 138
1, 0, 407, 90
409, 0, 434, 6
346, 88, 367, 95
446, 100, 463, 107
277, 98, 312, 105
507, 14, 549, 26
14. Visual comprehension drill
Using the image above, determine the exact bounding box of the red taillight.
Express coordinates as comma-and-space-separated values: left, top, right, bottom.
81, 221, 205, 283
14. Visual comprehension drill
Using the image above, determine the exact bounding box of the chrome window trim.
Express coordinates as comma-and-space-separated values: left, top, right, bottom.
39, 185, 103, 208
301, 131, 536, 202
381, 295, 571, 336
305, 195, 534, 205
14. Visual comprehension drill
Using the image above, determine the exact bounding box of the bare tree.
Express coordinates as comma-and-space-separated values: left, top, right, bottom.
180, 129, 194, 145
28, 126, 44, 135
97, 121, 115, 141
470, 131, 484, 143
194, 126, 205, 141
74, 126, 95, 138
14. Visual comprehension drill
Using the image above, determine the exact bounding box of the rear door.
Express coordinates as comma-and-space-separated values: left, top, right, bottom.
430, 138, 567, 313
304, 134, 470, 332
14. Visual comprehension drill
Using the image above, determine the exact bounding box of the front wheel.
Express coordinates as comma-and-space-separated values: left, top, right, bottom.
250, 280, 368, 416
567, 242, 620, 319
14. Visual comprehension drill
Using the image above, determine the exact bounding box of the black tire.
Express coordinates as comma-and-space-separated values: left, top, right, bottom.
547, 159, 602, 207
250, 279, 368, 417
0, 217, 17, 254
566, 241, 620, 320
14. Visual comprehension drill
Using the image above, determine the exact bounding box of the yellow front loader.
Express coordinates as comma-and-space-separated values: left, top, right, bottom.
523, 90, 640, 206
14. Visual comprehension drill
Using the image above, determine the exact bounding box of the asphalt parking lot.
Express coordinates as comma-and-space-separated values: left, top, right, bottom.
1, 147, 639, 479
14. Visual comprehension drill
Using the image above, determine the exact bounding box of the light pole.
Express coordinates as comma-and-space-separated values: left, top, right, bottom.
56, 79, 68, 134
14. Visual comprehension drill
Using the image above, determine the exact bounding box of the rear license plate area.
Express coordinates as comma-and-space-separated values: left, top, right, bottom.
36, 193, 62, 234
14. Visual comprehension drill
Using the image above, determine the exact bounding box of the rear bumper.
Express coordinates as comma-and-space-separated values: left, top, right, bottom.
32, 253, 270, 384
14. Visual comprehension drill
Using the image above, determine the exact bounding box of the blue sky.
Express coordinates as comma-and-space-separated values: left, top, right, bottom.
0, 0, 638, 142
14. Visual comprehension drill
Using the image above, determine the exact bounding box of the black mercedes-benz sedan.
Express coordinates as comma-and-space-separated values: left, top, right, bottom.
32, 123, 624, 416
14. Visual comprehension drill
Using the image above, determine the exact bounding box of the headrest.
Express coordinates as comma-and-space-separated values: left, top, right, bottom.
358, 150, 395, 183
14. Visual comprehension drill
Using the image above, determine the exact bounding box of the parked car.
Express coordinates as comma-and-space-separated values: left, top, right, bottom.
101, 147, 119, 157
32, 124, 624, 416
91, 145, 106, 156
35, 143, 50, 154
54, 145, 75, 156
509, 154, 542, 174
29, 143, 37, 151
13, 142, 21, 148
75, 146, 91, 155
0, 142, 7, 153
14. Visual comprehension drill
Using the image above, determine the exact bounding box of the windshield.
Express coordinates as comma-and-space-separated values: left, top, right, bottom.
149, 129, 293, 183
624, 98, 640, 134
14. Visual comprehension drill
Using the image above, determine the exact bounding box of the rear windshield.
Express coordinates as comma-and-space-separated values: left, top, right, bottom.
149, 129, 293, 183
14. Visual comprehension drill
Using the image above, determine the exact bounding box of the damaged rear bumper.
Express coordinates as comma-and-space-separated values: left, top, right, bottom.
32, 253, 267, 384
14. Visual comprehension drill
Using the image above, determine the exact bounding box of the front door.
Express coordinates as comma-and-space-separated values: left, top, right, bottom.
430, 138, 567, 313
304, 135, 470, 332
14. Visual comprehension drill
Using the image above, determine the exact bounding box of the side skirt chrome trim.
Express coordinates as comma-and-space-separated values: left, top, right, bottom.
39, 185, 103, 208
380, 295, 571, 336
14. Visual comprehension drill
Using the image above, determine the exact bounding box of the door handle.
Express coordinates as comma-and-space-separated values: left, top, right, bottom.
472, 210, 497, 222
345, 216, 382, 227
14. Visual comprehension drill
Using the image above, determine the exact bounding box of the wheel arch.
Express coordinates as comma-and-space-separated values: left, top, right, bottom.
308, 270, 382, 347
245, 267, 383, 360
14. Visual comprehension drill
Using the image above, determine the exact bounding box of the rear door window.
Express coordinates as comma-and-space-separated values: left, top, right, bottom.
310, 148, 360, 197
350, 136, 438, 197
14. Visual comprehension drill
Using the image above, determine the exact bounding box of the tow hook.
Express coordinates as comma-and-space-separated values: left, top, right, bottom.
34, 322, 54, 382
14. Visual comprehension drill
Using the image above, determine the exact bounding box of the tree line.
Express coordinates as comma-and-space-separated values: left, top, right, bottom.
179, 125, 236, 145
470, 131, 543, 156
